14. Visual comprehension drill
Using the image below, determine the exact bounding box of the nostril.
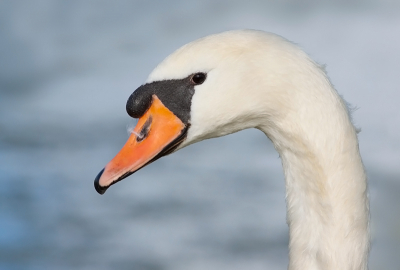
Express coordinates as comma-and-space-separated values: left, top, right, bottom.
137, 116, 152, 142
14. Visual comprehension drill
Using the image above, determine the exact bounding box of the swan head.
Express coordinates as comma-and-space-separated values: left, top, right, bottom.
94, 30, 318, 194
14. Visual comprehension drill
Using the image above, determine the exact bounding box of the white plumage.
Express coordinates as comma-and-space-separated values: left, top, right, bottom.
148, 30, 369, 269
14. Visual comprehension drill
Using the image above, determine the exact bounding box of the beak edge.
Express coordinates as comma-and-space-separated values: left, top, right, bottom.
94, 168, 107, 195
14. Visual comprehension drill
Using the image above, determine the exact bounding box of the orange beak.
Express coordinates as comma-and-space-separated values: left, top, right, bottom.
94, 95, 187, 194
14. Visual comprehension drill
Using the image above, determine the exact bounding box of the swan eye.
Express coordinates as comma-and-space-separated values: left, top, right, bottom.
191, 73, 206, 85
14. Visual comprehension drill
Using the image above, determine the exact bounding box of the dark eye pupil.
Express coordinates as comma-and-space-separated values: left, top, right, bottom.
191, 73, 206, 85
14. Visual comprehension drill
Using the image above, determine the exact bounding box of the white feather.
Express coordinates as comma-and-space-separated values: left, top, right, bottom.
148, 30, 369, 270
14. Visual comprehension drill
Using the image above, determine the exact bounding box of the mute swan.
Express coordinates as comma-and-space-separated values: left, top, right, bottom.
94, 30, 369, 269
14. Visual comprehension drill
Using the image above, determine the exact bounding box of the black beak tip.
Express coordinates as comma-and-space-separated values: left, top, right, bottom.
94, 168, 108, 195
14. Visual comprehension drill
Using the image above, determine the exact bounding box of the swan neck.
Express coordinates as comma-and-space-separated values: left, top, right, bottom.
258, 89, 369, 269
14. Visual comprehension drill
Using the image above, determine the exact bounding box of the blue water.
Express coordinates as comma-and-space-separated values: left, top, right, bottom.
1, 1, 399, 269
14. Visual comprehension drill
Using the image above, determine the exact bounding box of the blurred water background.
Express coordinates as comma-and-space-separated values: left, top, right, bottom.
1, 1, 399, 269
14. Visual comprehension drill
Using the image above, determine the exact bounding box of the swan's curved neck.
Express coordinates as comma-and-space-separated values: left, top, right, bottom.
257, 73, 369, 269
